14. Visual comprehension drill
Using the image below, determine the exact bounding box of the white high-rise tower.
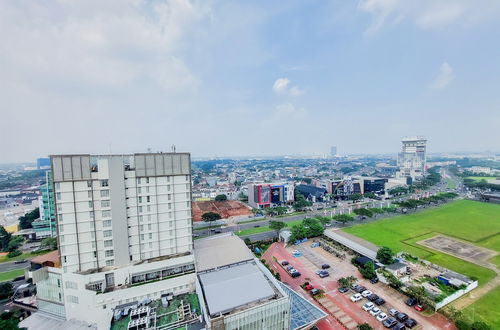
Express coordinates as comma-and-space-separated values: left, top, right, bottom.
396, 137, 427, 180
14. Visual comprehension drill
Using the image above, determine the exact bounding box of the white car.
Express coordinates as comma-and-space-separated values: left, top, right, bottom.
362, 302, 374, 311
376, 312, 388, 322
361, 290, 373, 298
350, 293, 362, 302
369, 307, 381, 316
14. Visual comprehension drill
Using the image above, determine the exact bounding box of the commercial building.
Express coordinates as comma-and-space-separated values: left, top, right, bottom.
34, 171, 57, 239
328, 177, 387, 199
396, 136, 427, 181
194, 233, 326, 330
295, 184, 327, 202
28, 153, 196, 329
330, 146, 337, 157
247, 182, 294, 209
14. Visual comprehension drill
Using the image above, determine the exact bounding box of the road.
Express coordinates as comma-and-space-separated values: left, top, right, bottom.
0, 260, 29, 273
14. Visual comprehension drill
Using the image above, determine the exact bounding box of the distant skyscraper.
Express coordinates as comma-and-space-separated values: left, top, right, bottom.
397, 137, 427, 180
330, 146, 337, 157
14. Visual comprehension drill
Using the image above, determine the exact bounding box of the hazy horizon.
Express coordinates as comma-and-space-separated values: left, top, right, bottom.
2, 0, 500, 163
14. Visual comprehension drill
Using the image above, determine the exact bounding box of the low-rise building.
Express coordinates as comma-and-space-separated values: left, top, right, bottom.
247, 182, 294, 209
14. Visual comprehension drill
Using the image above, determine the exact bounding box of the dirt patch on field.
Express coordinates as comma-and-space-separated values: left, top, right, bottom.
418, 235, 497, 264
192, 200, 252, 222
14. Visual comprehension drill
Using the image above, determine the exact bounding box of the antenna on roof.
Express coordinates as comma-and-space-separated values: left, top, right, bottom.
147, 147, 152, 153
171, 145, 176, 153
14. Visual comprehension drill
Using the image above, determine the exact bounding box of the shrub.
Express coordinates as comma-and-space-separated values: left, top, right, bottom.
7, 250, 22, 258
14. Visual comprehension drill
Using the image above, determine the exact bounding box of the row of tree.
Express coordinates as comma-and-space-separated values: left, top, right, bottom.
395, 192, 458, 209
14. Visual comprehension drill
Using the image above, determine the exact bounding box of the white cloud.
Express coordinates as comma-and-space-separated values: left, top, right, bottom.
358, 0, 500, 33
272, 78, 304, 96
274, 103, 307, 120
431, 62, 454, 90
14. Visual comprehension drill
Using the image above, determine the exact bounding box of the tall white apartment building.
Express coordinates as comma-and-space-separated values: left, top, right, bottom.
396, 136, 427, 181
31, 153, 197, 329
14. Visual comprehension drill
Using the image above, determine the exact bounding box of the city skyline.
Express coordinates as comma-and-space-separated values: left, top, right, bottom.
2, 0, 500, 162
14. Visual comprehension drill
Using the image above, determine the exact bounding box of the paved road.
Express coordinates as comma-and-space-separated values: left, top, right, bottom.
0, 260, 29, 273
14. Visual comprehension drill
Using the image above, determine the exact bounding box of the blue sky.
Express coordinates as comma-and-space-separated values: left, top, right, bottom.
1, 0, 500, 162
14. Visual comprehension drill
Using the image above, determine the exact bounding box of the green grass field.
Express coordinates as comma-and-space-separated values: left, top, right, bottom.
236, 219, 304, 236
463, 286, 500, 329
466, 176, 499, 182
344, 200, 500, 284
0, 269, 25, 282
343, 200, 500, 326
0, 250, 51, 263
445, 178, 457, 189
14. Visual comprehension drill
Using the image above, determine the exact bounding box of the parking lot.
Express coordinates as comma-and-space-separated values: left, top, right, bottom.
263, 242, 455, 330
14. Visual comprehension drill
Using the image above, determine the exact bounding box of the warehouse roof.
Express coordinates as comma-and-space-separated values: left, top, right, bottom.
198, 262, 277, 316
194, 233, 254, 272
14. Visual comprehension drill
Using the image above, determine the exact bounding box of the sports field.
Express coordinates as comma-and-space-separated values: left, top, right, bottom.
343, 200, 500, 326
343, 200, 500, 284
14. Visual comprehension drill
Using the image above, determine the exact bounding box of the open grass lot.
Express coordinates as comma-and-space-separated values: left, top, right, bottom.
236, 219, 304, 236
0, 268, 25, 282
445, 178, 457, 189
466, 176, 499, 182
0, 250, 51, 263
343, 200, 500, 284
344, 200, 500, 327
463, 286, 500, 329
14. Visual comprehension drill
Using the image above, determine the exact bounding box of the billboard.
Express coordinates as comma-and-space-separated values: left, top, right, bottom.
258, 185, 271, 204
271, 185, 284, 204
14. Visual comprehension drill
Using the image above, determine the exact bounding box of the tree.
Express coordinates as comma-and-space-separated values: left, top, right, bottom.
293, 191, 312, 211
269, 221, 287, 236
7, 236, 23, 252
0, 282, 13, 300
364, 192, 377, 199
359, 261, 376, 279
19, 208, 40, 229
41, 237, 58, 250
244, 238, 251, 245
252, 208, 264, 216
338, 275, 357, 288
353, 208, 373, 218
215, 194, 227, 201
0, 226, 11, 252
377, 246, 395, 265
407, 285, 430, 306
201, 212, 221, 231
358, 323, 373, 330
316, 216, 331, 226
333, 214, 353, 226
349, 193, 363, 202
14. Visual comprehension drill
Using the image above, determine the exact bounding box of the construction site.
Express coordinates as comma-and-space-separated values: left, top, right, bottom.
191, 200, 252, 222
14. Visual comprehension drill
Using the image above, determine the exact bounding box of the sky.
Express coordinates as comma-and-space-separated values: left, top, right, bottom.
1, 0, 500, 162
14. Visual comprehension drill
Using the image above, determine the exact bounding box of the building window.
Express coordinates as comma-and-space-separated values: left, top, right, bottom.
186, 183, 189, 189
186, 201, 190, 207
167, 185, 171, 191
88, 191, 92, 198
102, 210, 111, 218
138, 196, 142, 203
167, 177, 170, 183
104, 240, 113, 247
103, 230, 112, 238
89, 211, 94, 219
148, 224, 152, 230
101, 200, 110, 208
168, 203, 172, 210
137, 187, 141, 194
87, 180, 92, 188
101, 180, 109, 187
147, 205, 151, 212
139, 215, 143, 222
137, 178, 141, 184
88, 201, 93, 208
149, 233, 152, 239
55, 182, 60, 190
105, 250, 114, 257
100, 190, 110, 198
186, 192, 189, 198
59, 224, 63, 232
146, 177, 150, 184
56, 192, 61, 200
60, 235, 64, 243
185, 175, 189, 181
103, 220, 112, 227
140, 234, 144, 240
147, 196, 150, 203
138, 206, 143, 213
140, 225, 144, 231
67, 295, 79, 304
146, 186, 150, 193
168, 194, 171, 201
65, 281, 78, 289
63, 256, 67, 263
106, 260, 114, 266
58, 214, 63, 222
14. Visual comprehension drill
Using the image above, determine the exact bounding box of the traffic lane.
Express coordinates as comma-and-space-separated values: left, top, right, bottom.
263, 243, 344, 330
0, 260, 29, 273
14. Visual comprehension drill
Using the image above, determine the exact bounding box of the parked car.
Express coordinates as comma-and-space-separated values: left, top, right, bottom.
376, 312, 388, 322
383, 317, 398, 328
405, 318, 418, 328
351, 283, 360, 290
321, 264, 330, 269
311, 242, 320, 248
287, 266, 294, 271
355, 286, 367, 293
361, 290, 373, 298
14, 260, 27, 264
368, 294, 379, 302
310, 288, 320, 296
350, 293, 362, 302
375, 298, 386, 306
362, 302, 375, 311
391, 323, 406, 330
370, 277, 379, 284
291, 271, 301, 278
304, 284, 313, 290
281, 260, 289, 266
370, 307, 381, 316
319, 271, 329, 278
389, 308, 399, 317
338, 287, 349, 293
396, 313, 408, 322
414, 305, 424, 312
405, 297, 417, 306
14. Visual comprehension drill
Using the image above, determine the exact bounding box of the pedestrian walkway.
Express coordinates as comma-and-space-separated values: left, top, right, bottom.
324, 229, 378, 259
